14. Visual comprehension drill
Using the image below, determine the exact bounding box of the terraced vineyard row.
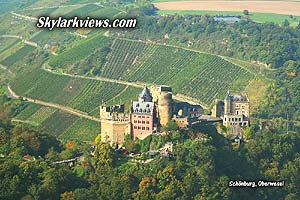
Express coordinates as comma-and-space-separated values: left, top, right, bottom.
40, 110, 79, 137
101, 43, 255, 105
11, 68, 139, 114
14, 103, 42, 121
0, 38, 20, 55
0, 44, 36, 67
181, 56, 254, 104
30, 30, 77, 47
101, 39, 149, 79
59, 118, 99, 142
14, 103, 99, 143
64, 4, 103, 17
27, 106, 57, 125
68, 80, 127, 113
48, 34, 110, 69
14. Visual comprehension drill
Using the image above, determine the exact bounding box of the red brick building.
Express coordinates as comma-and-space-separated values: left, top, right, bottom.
131, 87, 156, 140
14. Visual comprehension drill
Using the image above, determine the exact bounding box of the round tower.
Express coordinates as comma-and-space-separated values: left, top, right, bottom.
158, 92, 173, 126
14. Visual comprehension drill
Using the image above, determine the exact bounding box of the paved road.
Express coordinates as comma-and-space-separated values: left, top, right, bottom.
7, 85, 100, 122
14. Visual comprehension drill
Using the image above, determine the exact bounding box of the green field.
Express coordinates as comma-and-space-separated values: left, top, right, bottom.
157, 10, 300, 26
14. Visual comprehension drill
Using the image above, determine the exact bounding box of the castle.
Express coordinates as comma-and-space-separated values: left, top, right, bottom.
211, 91, 250, 128
100, 85, 203, 147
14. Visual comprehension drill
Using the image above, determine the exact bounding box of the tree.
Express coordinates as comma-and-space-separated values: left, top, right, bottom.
162, 120, 179, 133
283, 19, 290, 27
92, 142, 116, 169
243, 10, 249, 15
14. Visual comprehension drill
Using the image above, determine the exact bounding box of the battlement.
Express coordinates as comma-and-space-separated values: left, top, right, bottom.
100, 104, 130, 121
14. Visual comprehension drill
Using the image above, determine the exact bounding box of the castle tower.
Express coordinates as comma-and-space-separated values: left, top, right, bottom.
211, 99, 224, 117
100, 104, 130, 147
158, 92, 173, 126
131, 87, 155, 140
139, 86, 153, 103
224, 91, 232, 114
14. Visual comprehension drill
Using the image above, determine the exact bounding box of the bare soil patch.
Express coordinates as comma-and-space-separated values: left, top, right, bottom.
154, 1, 300, 15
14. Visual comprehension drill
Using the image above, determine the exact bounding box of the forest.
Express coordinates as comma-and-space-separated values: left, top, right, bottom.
1, 95, 300, 200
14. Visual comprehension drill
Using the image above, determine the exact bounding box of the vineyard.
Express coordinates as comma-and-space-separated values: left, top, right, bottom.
64, 4, 104, 18
14, 103, 99, 143
0, 38, 20, 56
68, 80, 127, 114
48, 33, 110, 70
15, 103, 42, 121
100, 39, 150, 79
10, 68, 141, 114
92, 39, 255, 105
40, 110, 79, 137
30, 30, 77, 49
59, 118, 99, 142
46, 36, 256, 106
27, 106, 57, 125
0, 44, 36, 67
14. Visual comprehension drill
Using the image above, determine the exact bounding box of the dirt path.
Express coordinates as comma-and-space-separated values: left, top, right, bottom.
7, 85, 100, 122
0, 64, 13, 74
0, 35, 38, 48
154, 1, 300, 16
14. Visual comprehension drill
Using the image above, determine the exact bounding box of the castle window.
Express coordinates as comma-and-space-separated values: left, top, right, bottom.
138, 120, 141, 123
138, 126, 141, 129
134, 126, 137, 129
146, 127, 149, 131
142, 127, 145, 130
146, 121, 149, 124
142, 121, 145, 124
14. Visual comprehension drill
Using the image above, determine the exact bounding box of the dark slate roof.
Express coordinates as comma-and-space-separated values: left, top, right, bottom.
132, 101, 153, 114
139, 87, 152, 102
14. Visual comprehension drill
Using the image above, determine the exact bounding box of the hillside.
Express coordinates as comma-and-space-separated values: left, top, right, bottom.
0, 0, 270, 144
13, 102, 99, 143
48, 35, 256, 106
10, 68, 141, 116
